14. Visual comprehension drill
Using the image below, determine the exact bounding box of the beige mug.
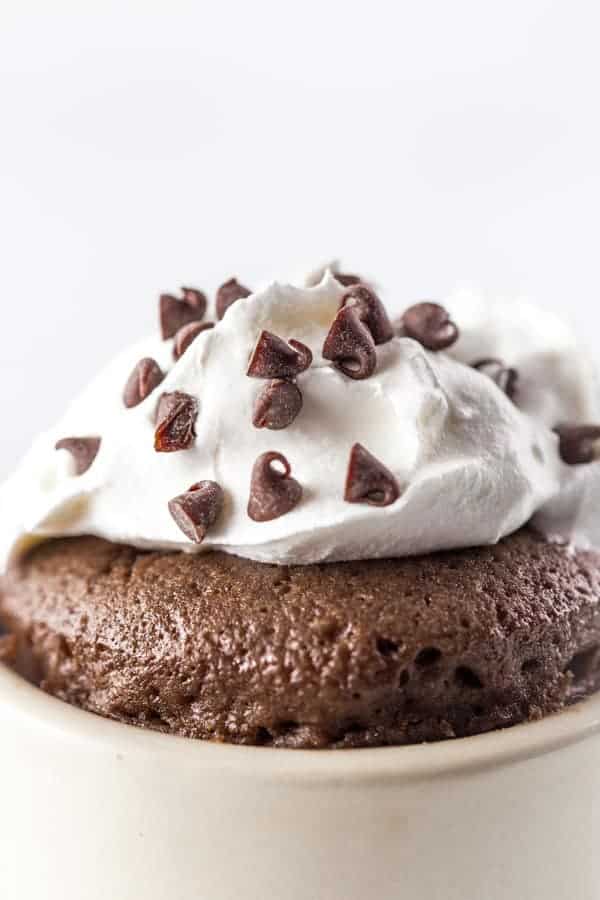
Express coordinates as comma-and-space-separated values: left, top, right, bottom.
1, 663, 599, 900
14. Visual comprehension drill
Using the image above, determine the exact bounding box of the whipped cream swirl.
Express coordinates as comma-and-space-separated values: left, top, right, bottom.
1, 274, 598, 568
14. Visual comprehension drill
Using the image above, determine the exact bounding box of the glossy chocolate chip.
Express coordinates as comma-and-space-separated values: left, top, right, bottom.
55, 437, 101, 475
472, 358, 518, 400
340, 284, 393, 345
400, 302, 459, 351
123, 358, 165, 408
247, 331, 313, 379
554, 425, 600, 465
344, 443, 400, 506
173, 321, 214, 360
334, 273, 362, 287
248, 451, 302, 521
159, 287, 207, 340
216, 278, 251, 320
253, 380, 303, 430
154, 391, 198, 452
0, 633, 17, 663
322, 307, 376, 380
168, 480, 224, 543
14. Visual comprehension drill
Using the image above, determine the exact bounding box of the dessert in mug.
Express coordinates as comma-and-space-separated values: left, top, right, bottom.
1, 267, 600, 748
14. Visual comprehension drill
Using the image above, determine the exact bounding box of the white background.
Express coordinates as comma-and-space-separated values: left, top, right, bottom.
1, 0, 599, 477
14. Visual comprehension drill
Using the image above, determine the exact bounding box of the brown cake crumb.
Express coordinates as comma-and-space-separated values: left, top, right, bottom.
2, 529, 600, 749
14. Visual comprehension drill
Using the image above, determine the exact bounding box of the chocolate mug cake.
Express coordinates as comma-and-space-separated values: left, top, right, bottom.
1, 267, 600, 748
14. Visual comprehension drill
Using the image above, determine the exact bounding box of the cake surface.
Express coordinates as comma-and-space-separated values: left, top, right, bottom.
2, 529, 600, 749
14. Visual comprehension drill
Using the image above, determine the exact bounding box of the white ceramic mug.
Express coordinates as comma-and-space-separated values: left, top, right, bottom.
1, 662, 599, 900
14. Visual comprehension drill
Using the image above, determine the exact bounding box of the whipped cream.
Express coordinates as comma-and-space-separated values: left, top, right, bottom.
1, 274, 598, 568
446, 288, 600, 429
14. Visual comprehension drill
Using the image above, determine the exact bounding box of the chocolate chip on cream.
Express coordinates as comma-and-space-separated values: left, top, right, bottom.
248, 452, 302, 522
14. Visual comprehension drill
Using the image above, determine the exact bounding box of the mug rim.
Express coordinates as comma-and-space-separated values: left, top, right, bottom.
2, 663, 599, 785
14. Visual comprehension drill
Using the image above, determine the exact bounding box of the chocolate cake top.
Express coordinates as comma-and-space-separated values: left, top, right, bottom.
3, 529, 600, 747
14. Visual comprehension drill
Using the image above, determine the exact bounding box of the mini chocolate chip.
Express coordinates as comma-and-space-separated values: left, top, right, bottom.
216, 278, 251, 320
159, 287, 207, 340
400, 302, 459, 351
168, 480, 224, 543
340, 284, 393, 345
554, 424, 600, 465
247, 331, 313, 379
334, 273, 362, 287
322, 307, 376, 379
55, 437, 101, 475
173, 321, 214, 360
154, 391, 198, 452
472, 358, 518, 400
344, 443, 400, 506
253, 380, 303, 430
0, 633, 17, 664
123, 358, 165, 408
248, 451, 302, 521
181, 287, 205, 305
